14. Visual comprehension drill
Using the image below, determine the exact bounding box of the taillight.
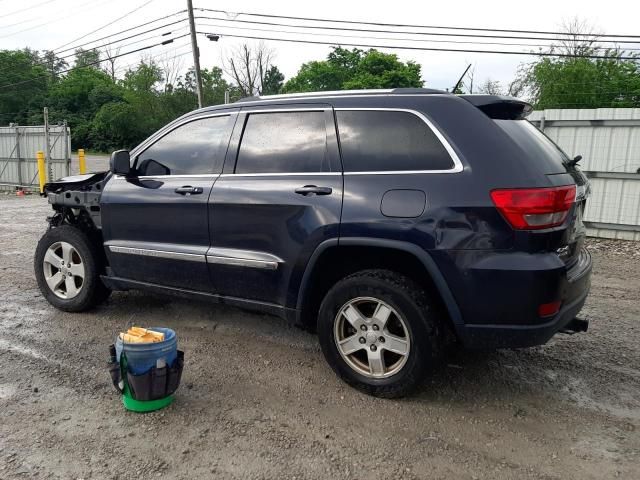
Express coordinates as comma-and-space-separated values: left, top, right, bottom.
538, 300, 562, 318
490, 185, 576, 230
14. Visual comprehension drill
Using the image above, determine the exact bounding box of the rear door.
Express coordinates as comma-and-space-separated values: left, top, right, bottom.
207, 105, 343, 307
102, 111, 237, 291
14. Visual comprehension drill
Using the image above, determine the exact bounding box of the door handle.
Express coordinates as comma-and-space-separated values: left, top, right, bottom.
174, 186, 203, 195
295, 185, 332, 196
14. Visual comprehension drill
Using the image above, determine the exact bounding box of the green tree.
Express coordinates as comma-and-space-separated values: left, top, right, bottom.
91, 102, 145, 151
0, 49, 50, 125
74, 48, 101, 68
121, 61, 167, 138
46, 67, 119, 147
283, 47, 424, 93
42, 50, 68, 78
262, 65, 284, 95
521, 53, 640, 109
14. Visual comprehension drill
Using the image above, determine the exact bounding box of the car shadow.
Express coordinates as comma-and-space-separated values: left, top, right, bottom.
99, 290, 602, 411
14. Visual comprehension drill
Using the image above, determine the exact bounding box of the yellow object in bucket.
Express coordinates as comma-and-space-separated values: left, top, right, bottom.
119, 327, 165, 344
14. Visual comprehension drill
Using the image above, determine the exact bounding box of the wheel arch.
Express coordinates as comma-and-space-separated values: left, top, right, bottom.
293, 237, 463, 331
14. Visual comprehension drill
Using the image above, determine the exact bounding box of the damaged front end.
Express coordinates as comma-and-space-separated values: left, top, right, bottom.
43, 172, 110, 230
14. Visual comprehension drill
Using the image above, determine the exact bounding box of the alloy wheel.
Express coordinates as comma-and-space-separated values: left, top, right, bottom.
334, 296, 411, 378
42, 241, 85, 299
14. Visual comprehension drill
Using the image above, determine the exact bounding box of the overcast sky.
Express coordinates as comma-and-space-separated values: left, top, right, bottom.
2, 0, 639, 92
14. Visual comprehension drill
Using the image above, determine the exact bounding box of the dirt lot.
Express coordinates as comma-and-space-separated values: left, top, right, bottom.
1, 196, 639, 480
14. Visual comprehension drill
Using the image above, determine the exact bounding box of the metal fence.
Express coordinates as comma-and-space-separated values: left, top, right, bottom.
529, 108, 640, 241
0, 123, 71, 192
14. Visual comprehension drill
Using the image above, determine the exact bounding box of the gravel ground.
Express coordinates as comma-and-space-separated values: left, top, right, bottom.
1, 196, 639, 480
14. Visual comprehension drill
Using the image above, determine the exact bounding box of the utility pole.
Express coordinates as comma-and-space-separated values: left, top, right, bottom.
187, 0, 204, 108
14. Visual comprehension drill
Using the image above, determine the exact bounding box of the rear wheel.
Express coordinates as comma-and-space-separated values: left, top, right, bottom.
318, 269, 443, 398
34, 225, 110, 312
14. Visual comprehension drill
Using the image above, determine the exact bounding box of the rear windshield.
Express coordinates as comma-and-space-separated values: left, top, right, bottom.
494, 120, 569, 174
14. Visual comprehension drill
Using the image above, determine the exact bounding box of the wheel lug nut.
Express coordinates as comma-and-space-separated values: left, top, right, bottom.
358, 337, 366, 344
360, 325, 367, 331
372, 324, 379, 331
379, 336, 385, 343
370, 344, 377, 352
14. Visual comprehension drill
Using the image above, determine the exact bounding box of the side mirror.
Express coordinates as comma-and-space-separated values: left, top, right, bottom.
110, 150, 131, 175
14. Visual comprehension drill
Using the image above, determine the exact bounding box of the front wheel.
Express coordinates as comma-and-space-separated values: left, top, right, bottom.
34, 225, 110, 312
318, 269, 443, 398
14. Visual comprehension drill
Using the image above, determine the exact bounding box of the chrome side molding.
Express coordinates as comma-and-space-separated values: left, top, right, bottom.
107, 244, 282, 270
206, 247, 283, 270
108, 245, 206, 263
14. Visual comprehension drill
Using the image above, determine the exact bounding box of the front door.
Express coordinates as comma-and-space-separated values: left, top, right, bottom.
208, 105, 343, 307
101, 112, 237, 291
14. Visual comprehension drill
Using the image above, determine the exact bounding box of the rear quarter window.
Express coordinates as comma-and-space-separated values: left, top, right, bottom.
336, 110, 455, 172
493, 120, 569, 174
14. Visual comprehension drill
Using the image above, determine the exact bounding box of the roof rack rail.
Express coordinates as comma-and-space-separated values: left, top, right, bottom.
234, 88, 448, 103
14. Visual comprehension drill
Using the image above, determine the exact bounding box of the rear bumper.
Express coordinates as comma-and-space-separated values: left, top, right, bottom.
455, 285, 589, 349
452, 248, 592, 349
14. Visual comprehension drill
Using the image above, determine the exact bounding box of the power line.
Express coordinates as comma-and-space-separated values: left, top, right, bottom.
54, 17, 188, 56
0, 0, 57, 20
196, 8, 640, 42
52, 0, 158, 52
0, 0, 112, 39
113, 43, 193, 76
53, 27, 190, 65
0, 33, 190, 90
198, 31, 640, 61
195, 14, 640, 47
197, 20, 640, 53
0, 20, 189, 76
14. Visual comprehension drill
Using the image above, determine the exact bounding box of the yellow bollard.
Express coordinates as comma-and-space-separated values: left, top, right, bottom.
78, 148, 86, 174
37, 150, 46, 194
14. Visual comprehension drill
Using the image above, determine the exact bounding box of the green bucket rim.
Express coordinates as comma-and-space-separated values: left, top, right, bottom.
119, 352, 174, 413
122, 390, 174, 412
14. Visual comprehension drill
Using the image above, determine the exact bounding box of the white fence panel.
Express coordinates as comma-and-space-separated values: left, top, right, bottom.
0, 124, 70, 191
529, 108, 640, 240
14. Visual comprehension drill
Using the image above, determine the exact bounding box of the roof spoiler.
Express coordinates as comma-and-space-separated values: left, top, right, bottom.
459, 95, 533, 120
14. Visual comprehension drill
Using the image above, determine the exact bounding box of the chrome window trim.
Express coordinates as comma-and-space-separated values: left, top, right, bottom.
131, 111, 238, 158
112, 173, 219, 180
231, 107, 334, 176
334, 107, 464, 175
241, 107, 328, 113
219, 172, 340, 178
108, 246, 206, 263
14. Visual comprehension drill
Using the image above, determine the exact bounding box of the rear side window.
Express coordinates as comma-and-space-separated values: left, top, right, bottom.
137, 115, 234, 176
336, 110, 454, 172
235, 111, 329, 174
493, 120, 569, 174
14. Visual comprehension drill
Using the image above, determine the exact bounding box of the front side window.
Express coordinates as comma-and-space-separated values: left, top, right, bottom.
235, 111, 329, 174
136, 115, 234, 176
336, 110, 454, 172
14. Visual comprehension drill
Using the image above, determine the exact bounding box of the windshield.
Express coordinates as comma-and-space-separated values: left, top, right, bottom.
494, 119, 571, 174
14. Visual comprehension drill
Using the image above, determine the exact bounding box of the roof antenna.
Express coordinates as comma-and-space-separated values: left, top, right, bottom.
451, 63, 472, 94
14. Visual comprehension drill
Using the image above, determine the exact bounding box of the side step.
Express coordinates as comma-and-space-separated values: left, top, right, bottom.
560, 317, 589, 335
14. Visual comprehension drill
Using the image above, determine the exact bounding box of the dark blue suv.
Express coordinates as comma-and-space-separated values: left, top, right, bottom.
35, 88, 592, 397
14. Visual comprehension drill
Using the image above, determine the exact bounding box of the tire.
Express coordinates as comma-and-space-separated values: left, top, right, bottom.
318, 269, 443, 398
34, 225, 110, 312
